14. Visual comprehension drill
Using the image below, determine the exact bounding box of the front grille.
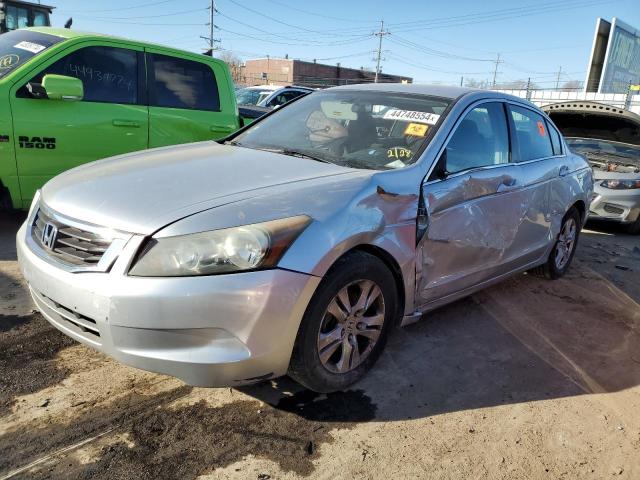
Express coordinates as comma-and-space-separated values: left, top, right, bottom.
32, 209, 112, 266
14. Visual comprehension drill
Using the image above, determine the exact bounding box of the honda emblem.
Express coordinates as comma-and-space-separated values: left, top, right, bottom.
41, 222, 58, 250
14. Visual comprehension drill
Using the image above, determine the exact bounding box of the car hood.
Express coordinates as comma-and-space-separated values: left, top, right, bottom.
42, 142, 355, 234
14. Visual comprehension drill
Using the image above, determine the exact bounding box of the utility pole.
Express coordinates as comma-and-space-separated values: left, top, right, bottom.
491, 53, 503, 88
555, 66, 563, 90
374, 20, 390, 83
460, 76, 464, 87
200, 0, 220, 56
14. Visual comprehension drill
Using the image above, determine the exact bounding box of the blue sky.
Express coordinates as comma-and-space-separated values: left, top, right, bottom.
50, 0, 639, 87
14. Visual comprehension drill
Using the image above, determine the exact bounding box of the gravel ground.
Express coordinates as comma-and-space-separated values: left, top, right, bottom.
1, 212, 639, 480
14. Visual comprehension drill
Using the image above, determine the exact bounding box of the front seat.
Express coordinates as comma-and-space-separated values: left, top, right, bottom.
345, 109, 378, 153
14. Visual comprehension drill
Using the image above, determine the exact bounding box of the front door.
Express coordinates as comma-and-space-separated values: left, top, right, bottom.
11, 44, 148, 206
416, 101, 546, 305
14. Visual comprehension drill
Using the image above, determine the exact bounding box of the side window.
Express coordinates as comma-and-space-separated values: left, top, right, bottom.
150, 54, 220, 111
508, 105, 554, 161
33, 11, 48, 27
445, 102, 509, 174
547, 120, 563, 156
22, 46, 138, 104
6, 6, 28, 30
267, 91, 301, 107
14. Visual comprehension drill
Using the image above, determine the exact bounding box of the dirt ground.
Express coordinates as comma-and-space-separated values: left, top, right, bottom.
1, 212, 639, 480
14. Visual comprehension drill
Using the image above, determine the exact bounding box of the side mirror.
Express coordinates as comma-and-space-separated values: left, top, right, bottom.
42, 74, 83, 101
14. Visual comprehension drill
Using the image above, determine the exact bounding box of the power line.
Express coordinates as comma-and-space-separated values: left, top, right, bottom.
66, 0, 174, 13
262, 0, 378, 23
385, 0, 617, 30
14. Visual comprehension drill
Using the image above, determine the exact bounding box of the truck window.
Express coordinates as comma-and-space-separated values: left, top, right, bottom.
149, 53, 220, 111
22, 46, 138, 105
6, 6, 29, 30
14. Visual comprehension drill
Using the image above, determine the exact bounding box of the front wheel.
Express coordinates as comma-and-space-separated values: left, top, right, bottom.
288, 251, 398, 393
530, 207, 581, 279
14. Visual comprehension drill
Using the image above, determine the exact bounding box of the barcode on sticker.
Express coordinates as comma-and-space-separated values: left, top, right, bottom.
14, 41, 46, 54
382, 109, 440, 125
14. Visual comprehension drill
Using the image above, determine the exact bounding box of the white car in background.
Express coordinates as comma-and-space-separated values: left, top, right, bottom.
544, 102, 640, 234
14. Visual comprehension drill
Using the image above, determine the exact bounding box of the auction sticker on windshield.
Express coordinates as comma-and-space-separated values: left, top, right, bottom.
14, 41, 46, 54
383, 109, 440, 125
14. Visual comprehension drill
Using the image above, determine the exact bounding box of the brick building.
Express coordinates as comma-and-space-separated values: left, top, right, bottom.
242, 57, 412, 88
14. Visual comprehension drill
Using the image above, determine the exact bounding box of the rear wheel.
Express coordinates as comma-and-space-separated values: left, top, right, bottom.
530, 207, 581, 279
288, 251, 398, 393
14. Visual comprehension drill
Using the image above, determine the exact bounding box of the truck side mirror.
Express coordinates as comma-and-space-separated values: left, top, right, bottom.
42, 74, 83, 101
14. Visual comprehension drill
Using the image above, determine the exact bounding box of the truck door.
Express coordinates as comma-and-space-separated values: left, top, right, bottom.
145, 49, 239, 148
10, 43, 148, 205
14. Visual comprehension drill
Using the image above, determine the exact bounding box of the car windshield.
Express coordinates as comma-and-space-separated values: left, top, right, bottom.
236, 88, 272, 106
566, 137, 640, 162
232, 90, 451, 170
0, 30, 63, 78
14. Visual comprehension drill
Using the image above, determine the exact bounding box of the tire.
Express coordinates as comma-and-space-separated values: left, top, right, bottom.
530, 207, 581, 279
288, 251, 398, 393
0, 185, 12, 212
627, 217, 640, 235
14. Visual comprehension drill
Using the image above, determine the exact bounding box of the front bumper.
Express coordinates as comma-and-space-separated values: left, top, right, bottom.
17, 222, 320, 387
589, 185, 640, 224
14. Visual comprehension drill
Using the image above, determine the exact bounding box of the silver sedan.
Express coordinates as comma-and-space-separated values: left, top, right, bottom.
17, 84, 593, 392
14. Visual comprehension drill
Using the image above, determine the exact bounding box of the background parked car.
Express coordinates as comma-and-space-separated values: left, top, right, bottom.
544, 102, 640, 233
0, 27, 257, 211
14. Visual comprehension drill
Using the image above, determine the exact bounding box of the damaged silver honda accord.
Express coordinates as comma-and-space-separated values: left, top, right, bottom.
17, 84, 593, 392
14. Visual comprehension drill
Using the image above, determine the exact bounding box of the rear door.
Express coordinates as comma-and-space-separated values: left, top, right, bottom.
11, 43, 148, 204
145, 50, 239, 148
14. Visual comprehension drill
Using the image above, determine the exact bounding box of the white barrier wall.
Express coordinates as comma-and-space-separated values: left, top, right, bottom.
494, 89, 640, 115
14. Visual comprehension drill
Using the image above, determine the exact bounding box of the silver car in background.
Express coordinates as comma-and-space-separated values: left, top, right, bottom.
17, 84, 593, 392
544, 102, 640, 234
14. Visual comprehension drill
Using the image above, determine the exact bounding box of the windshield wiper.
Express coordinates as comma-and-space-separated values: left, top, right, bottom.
252, 147, 333, 164
278, 149, 333, 163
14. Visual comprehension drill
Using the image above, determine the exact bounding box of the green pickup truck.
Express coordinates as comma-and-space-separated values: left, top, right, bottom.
0, 27, 248, 210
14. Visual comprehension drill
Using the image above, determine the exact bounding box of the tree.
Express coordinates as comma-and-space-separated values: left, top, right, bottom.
561, 80, 583, 91
218, 51, 244, 85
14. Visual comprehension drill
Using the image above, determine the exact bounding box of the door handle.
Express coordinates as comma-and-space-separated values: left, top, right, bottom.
497, 175, 517, 192
559, 165, 570, 177
112, 120, 140, 128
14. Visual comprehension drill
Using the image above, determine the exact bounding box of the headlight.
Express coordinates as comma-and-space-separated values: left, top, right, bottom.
129, 215, 310, 277
600, 179, 640, 189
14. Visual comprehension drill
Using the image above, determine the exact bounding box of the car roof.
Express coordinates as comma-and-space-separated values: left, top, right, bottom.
241, 85, 280, 91
327, 83, 476, 100
23, 27, 216, 60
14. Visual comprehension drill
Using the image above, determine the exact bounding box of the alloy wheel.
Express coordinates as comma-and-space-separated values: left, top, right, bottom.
317, 279, 386, 374
555, 217, 577, 270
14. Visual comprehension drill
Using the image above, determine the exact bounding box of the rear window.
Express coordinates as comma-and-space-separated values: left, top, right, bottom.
150, 54, 220, 111
509, 105, 554, 161
0, 30, 63, 78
